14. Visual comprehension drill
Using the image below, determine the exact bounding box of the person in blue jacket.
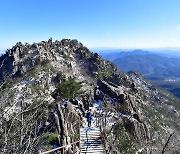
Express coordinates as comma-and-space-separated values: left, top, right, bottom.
86, 110, 92, 127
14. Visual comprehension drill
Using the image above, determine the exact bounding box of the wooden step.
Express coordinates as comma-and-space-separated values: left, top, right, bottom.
80, 112, 105, 154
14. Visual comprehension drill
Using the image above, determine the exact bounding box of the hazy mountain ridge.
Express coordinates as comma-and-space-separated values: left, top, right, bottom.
98, 49, 153, 61
98, 48, 180, 59
0, 39, 180, 153
113, 54, 180, 77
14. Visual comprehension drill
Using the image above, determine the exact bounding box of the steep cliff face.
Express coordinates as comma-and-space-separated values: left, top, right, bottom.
96, 78, 180, 153
0, 39, 179, 153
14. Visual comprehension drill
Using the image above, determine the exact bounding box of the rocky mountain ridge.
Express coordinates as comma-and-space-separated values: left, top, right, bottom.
0, 39, 180, 153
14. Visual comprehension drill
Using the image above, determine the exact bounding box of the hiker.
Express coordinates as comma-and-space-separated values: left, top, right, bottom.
86, 110, 92, 127
94, 86, 104, 101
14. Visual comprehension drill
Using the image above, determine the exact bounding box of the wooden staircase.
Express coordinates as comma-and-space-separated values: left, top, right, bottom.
80, 117, 105, 154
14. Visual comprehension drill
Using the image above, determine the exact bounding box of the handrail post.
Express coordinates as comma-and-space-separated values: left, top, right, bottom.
79, 116, 81, 153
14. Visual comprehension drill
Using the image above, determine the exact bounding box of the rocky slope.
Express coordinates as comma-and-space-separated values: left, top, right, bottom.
0, 39, 180, 154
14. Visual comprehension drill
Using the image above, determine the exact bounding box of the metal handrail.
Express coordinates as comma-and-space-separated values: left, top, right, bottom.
39, 140, 80, 154
39, 105, 82, 154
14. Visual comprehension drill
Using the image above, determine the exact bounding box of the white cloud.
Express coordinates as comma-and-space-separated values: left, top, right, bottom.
177, 26, 180, 31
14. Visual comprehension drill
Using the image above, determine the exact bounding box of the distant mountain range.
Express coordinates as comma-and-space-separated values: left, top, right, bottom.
98, 48, 180, 59
99, 49, 180, 98
113, 54, 180, 78
99, 49, 153, 61
0, 50, 6, 56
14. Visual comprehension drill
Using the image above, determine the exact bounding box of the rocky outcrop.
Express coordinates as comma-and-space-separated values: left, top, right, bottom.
97, 80, 149, 147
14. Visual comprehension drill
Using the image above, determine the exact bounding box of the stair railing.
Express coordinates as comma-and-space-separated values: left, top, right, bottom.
39, 140, 80, 154
39, 116, 81, 154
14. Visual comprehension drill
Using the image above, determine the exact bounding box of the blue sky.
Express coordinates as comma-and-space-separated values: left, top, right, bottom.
0, 0, 180, 51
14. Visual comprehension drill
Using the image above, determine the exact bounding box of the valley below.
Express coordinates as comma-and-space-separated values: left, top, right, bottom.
152, 80, 180, 98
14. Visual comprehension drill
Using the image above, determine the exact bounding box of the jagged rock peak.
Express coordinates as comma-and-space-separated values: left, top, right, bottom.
0, 38, 110, 83
5, 38, 88, 58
